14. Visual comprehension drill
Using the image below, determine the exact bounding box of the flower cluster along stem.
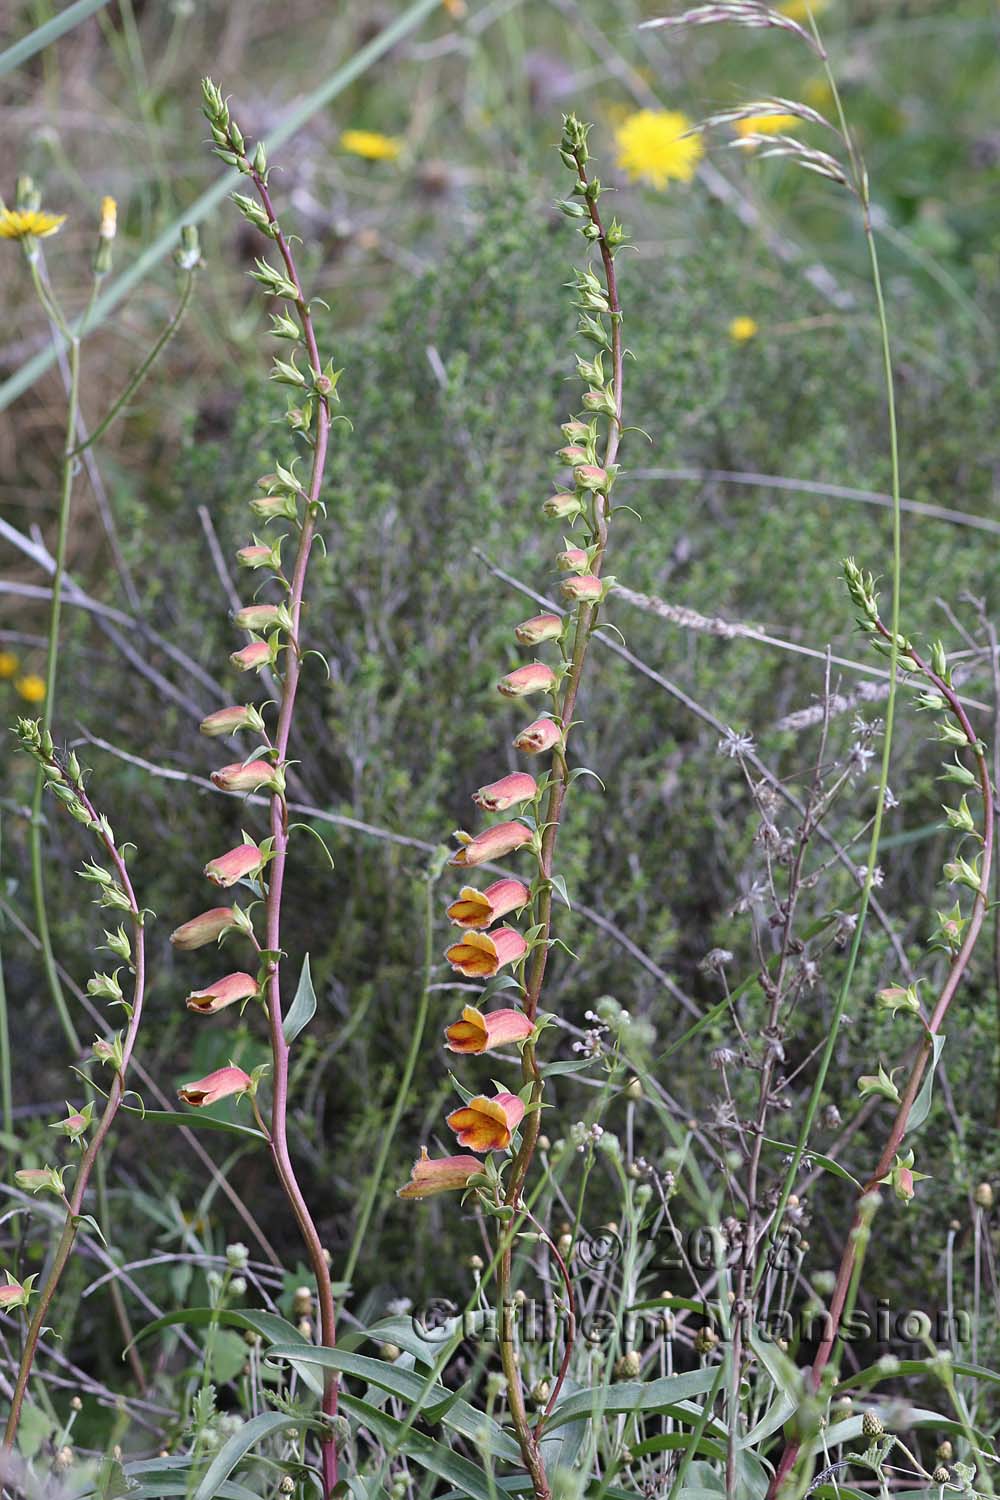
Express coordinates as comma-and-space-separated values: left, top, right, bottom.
192, 83, 340, 1496
769, 626, 993, 1496
3, 740, 147, 1450
497, 125, 627, 1499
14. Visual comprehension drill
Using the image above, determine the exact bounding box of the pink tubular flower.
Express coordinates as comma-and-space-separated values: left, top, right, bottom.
472, 773, 537, 812
447, 878, 529, 929
178, 1065, 253, 1107
445, 926, 527, 979
186, 971, 259, 1014
211, 760, 278, 793
557, 444, 588, 467
14, 1167, 63, 1195
515, 613, 563, 646
199, 705, 262, 737
233, 603, 282, 632
446, 1090, 526, 1152
543, 493, 582, 519
556, 548, 589, 573
450, 822, 533, 868
230, 641, 272, 673
513, 717, 562, 754
236, 544, 272, 568
170, 907, 239, 949
498, 662, 556, 698
576, 464, 608, 490
444, 1004, 535, 1053
0, 1276, 33, 1310
397, 1147, 483, 1200
560, 574, 603, 603
204, 843, 263, 887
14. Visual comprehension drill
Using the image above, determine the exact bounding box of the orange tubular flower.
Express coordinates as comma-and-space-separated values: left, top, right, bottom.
178, 1064, 253, 1106
450, 822, 533, 867
185, 971, 258, 1014
444, 1004, 535, 1053
397, 1147, 483, 1199
446, 1090, 526, 1152
472, 773, 537, 812
204, 843, 263, 887
170, 907, 239, 950
447, 878, 530, 929
513, 717, 562, 754
498, 662, 556, 698
445, 926, 527, 979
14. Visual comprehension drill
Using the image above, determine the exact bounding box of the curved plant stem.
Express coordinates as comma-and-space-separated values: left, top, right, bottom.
25, 259, 81, 1053
235, 151, 340, 1498
497, 140, 625, 1500
769, 636, 993, 1495
3, 758, 147, 1450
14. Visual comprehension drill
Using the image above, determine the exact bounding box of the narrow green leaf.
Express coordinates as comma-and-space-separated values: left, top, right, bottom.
130, 1308, 322, 1394
0, 0, 111, 78
122, 1107, 267, 1142
546, 1368, 719, 1432
760, 1137, 861, 1188
338, 1393, 503, 1500
906, 1033, 946, 1134
283, 952, 317, 1045
193, 1412, 321, 1500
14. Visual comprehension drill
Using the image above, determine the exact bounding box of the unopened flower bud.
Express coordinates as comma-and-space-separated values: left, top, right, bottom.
378, 1342, 401, 1362
204, 843, 264, 887
230, 641, 273, 673
575, 465, 608, 491
530, 1379, 551, 1405
556, 548, 589, 573
936, 1441, 953, 1461
226, 1243, 250, 1269
468, 1254, 484, 1271
558, 445, 588, 467
297, 1317, 313, 1338
498, 662, 556, 698
199, 704, 266, 737
233, 604, 283, 633
614, 1351, 641, 1380
694, 1327, 719, 1355
932, 1468, 950, 1485
170, 907, 240, 949
472, 773, 537, 812
543, 493, 582, 519
975, 1182, 994, 1209
211, 759, 281, 794
514, 613, 563, 646
249, 492, 298, 521
861, 1411, 884, 1438
560, 574, 603, 603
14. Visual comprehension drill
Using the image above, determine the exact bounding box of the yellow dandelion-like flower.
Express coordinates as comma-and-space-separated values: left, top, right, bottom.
0, 650, 19, 679
99, 196, 117, 240
614, 109, 703, 191
779, 0, 829, 19
15, 674, 46, 704
340, 129, 403, 163
735, 113, 800, 144
729, 316, 759, 343
0, 208, 66, 241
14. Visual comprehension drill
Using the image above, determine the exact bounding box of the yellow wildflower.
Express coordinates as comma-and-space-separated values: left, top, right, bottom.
340, 129, 403, 163
779, 0, 829, 19
15, 674, 46, 704
0, 651, 19, 679
0, 208, 66, 241
735, 113, 799, 144
99, 196, 117, 241
614, 109, 703, 190
729, 316, 759, 343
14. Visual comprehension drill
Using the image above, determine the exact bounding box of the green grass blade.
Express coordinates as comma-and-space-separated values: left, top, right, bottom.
0, 0, 111, 79
0, 0, 442, 412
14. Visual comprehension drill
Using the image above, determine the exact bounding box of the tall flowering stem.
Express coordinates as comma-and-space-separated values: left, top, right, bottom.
189, 81, 340, 1496
4, 724, 147, 1449
769, 587, 993, 1496
498, 121, 626, 1489
397, 117, 629, 1500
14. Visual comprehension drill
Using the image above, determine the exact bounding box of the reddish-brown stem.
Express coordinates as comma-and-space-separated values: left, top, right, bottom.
3, 768, 146, 1450
769, 628, 993, 1496
240, 157, 340, 1497
497, 145, 624, 1500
